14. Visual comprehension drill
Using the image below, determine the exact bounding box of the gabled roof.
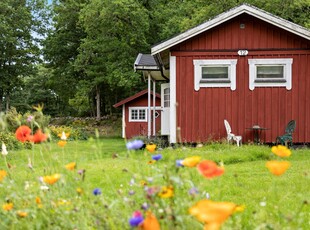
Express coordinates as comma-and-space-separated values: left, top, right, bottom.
113, 89, 160, 108
151, 4, 310, 55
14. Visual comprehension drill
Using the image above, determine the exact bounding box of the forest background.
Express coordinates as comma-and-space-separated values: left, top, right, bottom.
0, 0, 309, 118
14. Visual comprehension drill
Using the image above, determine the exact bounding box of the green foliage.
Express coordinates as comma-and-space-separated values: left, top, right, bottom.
3, 107, 50, 132
49, 125, 88, 141
0, 131, 24, 150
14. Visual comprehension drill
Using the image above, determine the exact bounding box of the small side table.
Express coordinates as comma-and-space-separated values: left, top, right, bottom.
246, 125, 269, 144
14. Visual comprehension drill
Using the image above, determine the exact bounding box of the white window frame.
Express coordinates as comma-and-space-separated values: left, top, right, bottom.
129, 107, 147, 122
193, 59, 237, 91
248, 58, 293, 90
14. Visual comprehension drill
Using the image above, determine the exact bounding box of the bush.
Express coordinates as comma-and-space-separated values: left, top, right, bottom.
49, 125, 88, 141
0, 131, 26, 150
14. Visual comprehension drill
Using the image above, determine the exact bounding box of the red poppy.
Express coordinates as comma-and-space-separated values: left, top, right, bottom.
15, 126, 32, 142
32, 129, 47, 143
197, 160, 225, 179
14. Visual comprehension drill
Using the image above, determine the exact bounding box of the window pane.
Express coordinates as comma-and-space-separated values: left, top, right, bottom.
131, 110, 138, 120
139, 110, 146, 120
202, 66, 228, 79
257, 66, 284, 79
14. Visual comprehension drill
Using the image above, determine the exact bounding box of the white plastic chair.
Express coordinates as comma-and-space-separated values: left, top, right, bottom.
224, 119, 242, 146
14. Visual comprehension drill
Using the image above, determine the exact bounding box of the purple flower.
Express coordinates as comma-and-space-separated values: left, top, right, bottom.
126, 140, 144, 150
152, 154, 162, 161
188, 187, 199, 196
141, 202, 149, 210
129, 211, 144, 227
176, 159, 184, 167
93, 188, 101, 195
27, 115, 34, 123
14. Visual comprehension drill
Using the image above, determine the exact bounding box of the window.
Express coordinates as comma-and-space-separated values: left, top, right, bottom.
129, 108, 147, 122
193, 59, 237, 91
248, 58, 293, 90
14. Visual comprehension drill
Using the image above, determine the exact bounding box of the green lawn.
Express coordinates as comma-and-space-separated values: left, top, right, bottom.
0, 139, 309, 229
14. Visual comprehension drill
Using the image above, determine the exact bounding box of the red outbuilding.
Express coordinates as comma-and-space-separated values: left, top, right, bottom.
136, 4, 310, 144
113, 89, 161, 139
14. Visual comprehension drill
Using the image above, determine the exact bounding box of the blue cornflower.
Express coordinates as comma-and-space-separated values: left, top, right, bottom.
152, 154, 162, 161
176, 159, 184, 167
93, 188, 102, 195
129, 211, 144, 227
126, 140, 144, 150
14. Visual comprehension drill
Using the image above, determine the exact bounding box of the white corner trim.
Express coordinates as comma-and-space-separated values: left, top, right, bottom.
193, 59, 237, 91
248, 58, 293, 90
170, 55, 177, 144
122, 104, 125, 138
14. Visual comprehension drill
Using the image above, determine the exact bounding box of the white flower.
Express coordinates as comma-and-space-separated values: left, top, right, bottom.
60, 131, 67, 140
1, 142, 8, 156
40, 185, 49, 191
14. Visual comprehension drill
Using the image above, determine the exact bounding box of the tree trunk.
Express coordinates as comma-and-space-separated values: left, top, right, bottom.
95, 85, 101, 120
5, 94, 10, 111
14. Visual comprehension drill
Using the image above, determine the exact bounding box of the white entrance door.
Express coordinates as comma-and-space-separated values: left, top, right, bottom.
161, 83, 170, 135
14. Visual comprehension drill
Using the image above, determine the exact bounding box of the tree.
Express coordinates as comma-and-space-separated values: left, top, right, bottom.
0, 0, 49, 112
43, 0, 89, 116
75, 0, 149, 118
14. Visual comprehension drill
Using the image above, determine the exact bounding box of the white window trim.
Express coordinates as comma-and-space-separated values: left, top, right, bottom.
248, 58, 293, 90
193, 59, 237, 91
128, 107, 161, 122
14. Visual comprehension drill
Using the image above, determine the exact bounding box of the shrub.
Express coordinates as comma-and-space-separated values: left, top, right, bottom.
0, 131, 26, 150
49, 125, 88, 141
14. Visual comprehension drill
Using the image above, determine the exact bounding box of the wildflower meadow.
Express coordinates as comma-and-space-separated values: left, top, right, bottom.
0, 111, 309, 229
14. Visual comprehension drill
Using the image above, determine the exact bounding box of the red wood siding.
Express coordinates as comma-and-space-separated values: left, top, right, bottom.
171, 15, 310, 143
125, 95, 161, 139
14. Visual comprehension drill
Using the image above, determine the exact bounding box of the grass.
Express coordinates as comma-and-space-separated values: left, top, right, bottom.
0, 139, 309, 229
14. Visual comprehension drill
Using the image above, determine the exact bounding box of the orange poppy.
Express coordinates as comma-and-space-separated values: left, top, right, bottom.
2, 202, 13, 211
43, 173, 61, 185
189, 200, 236, 230
140, 211, 160, 230
0, 170, 7, 182
146, 144, 156, 153
17, 211, 28, 218
197, 160, 224, 179
271, 145, 291, 157
15, 125, 32, 142
57, 140, 67, 147
266, 161, 290, 176
65, 162, 76, 171
181, 156, 201, 167
33, 129, 48, 143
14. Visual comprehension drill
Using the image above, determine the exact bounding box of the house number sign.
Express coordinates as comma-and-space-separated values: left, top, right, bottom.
238, 50, 248, 56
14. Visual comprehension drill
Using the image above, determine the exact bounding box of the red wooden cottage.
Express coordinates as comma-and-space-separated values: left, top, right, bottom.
113, 89, 161, 139
136, 4, 310, 144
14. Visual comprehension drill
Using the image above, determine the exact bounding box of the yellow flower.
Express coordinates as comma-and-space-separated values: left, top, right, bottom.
158, 186, 174, 198
140, 180, 147, 186
57, 140, 67, 147
146, 144, 156, 153
148, 160, 156, 164
189, 200, 237, 230
17, 211, 28, 218
65, 162, 76, 171
266, 161, 291, 176
0, 170, 7, 182
2, 202, 13, 211
43, 174, 61, 185
271, 145, 291, 157
76, 188, 83, 195
182, 156, 201, 167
